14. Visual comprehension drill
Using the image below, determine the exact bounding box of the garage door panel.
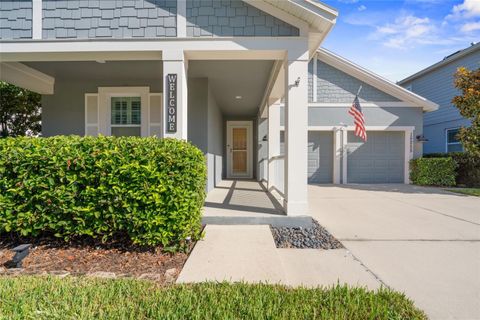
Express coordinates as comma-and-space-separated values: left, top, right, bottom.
308, 131, 333, 184
347, 131, 405, 184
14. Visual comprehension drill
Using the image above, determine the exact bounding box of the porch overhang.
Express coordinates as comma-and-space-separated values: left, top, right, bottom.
0, 62, 54, 94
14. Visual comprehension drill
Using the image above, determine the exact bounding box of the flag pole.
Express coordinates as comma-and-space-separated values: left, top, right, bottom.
356, 85, 363, 97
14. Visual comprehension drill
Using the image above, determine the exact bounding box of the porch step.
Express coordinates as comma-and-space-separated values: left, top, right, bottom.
201, 215, 313, 228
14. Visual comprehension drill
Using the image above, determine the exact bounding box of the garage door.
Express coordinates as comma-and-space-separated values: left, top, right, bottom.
347, 131, 405, 183
308, 131, 333, 184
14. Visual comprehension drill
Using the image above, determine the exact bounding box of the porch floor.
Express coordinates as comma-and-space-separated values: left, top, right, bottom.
202, 180, 312, 227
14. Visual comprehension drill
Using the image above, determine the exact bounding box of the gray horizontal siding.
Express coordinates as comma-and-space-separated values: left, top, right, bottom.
186, 0, 299, 37
315, 60, 400, 103
401, 49, 480, 127
423, 118, 471, 154
0, 0, 32, 39
42, 0, 177, 39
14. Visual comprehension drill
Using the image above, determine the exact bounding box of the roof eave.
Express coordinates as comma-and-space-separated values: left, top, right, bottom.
317, 48, 439, 112
398, 42, 480, 85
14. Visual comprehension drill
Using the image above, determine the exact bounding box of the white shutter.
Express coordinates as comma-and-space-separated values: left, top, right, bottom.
149, 93, 163, 138
85, 94, 99, 136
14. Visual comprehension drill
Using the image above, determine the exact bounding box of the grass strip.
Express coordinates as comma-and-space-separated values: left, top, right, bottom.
0, 276, 426, 320
446, 188, 480, 197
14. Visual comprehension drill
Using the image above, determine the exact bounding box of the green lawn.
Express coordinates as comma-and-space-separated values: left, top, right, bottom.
0, 276, 426, 320
446, 188, 480, 197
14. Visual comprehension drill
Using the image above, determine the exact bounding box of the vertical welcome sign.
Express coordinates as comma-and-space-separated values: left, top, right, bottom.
166, 74, 177, 133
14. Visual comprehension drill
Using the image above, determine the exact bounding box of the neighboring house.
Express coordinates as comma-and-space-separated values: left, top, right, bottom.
399, 43, 480, 154
0, 0, 437, 216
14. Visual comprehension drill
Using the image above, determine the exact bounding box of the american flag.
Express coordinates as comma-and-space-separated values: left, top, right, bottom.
348, 96, 367, 142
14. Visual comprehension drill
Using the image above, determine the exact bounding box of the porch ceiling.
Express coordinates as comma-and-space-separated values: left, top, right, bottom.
188, 60, 274, 117
24, 60, 163, 82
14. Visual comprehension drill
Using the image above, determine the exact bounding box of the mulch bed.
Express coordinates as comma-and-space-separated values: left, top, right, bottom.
0, 234, 194, 283
270, 220, 344, 249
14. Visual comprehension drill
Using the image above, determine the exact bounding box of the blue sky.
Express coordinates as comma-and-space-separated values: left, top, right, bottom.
319, 0, 480, 82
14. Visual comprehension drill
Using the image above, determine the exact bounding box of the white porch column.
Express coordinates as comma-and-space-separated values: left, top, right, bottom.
163, 49, 188, 139
283, 51, 309, 215
268, 101, 281, 191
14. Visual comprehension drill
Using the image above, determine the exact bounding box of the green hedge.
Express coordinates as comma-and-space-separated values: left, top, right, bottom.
0, 136, 207, 247
410, 157, 457, 187
424, 152, 480, 187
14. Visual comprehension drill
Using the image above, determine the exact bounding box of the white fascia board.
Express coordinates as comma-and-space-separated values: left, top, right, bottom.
260, 0, 338, 57
317, 48, 439, 112
0, 62, 54, 94
0, 37, 308, 61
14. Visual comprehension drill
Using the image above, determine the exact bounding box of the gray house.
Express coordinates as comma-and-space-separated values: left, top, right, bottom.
399, 43, 480, 154
0, 0, 437, 216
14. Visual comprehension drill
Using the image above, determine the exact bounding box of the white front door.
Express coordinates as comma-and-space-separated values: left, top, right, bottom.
227, 121, 253, 179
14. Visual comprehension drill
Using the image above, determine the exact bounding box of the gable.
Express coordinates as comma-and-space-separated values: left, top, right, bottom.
186, 0, 300, 37
312, 60, 400, 103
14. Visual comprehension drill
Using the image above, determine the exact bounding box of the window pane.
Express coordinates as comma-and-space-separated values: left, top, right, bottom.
131, 99, 141, 125
447, 143, 463, 153
447, 129, 460, 143
111, 97, 141, 125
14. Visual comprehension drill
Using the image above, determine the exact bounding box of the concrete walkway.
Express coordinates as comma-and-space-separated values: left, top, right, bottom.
177, 225, 380, 289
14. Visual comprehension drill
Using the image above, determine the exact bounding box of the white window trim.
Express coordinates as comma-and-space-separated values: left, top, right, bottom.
445, 127, 463, 153
98, 87, 150, 137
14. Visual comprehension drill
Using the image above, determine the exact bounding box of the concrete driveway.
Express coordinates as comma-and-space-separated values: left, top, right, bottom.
308, 184, 480, 320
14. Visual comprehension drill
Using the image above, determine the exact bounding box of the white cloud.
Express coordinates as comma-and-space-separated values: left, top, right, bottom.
448, 0, 480, 19
461, 21, 480, 32
371, 15, 435, 49
358, 5, 367, 12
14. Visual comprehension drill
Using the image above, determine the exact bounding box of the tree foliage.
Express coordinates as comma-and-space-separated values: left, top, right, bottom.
452, 67, 480, 156
0, 81, 42, 138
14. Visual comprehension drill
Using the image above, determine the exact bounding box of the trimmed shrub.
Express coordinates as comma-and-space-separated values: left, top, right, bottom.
410, 157, 457, 187
424, 152, 480, 187
0, 136, 207, 247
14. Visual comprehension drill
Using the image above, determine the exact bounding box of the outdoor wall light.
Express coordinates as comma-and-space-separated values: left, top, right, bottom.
294, 77, 301, 87
416, 135, 429, 143
235, 96, 242, 100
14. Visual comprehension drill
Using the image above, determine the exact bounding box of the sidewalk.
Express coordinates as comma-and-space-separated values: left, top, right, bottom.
177, 225, 380, 289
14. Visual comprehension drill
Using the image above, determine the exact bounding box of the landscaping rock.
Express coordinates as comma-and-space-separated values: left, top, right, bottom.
270, 220, 344, 249
164, 268, 177, 283
87, 271, 117, 279
0, 266, 6, 274
138, 273, 162, 282
49, 270, 70, 278
5, 268, 24, 276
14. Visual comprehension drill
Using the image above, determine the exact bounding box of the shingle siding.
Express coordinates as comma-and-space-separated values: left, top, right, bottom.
0, 0, 32, 39
186, 0, 299, 37
314, 60, 400, 103
42, 0, 177, 39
